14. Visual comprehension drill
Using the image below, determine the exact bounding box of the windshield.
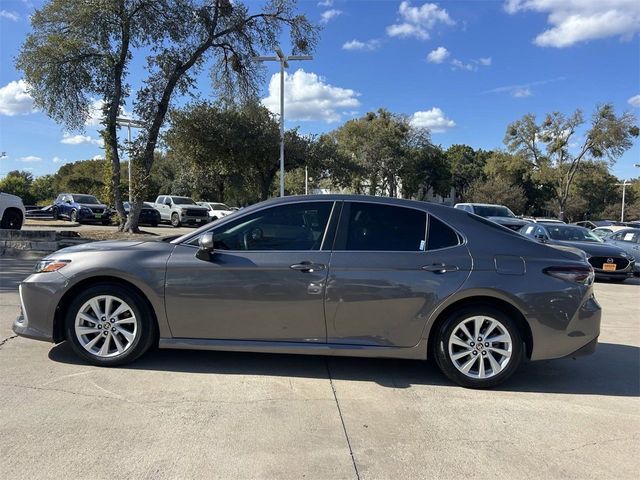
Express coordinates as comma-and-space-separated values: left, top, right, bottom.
172, 197, 196, 205
547, 225, 602, 242
211, 203, 231, 210
73, 195, 100, 204
473, 205, 515, 218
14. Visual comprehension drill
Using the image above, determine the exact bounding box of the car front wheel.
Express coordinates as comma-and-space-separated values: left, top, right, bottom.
64, 284, 156, 366
434, 306, 524, 388
171, 212, 181, 227
70, 209, 78, 223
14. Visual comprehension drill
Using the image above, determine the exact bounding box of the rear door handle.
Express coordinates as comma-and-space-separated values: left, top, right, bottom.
290, 262, 326, 273
422, 263, 459, 273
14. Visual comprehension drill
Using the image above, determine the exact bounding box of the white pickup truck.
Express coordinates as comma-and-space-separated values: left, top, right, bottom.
0, 192, 26, 229
152, 195, 210, 227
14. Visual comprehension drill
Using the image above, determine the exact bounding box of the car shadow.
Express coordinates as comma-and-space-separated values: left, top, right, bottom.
48, 341, 639, 397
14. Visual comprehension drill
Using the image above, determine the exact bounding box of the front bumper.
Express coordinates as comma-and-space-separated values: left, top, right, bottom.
180, 215, 209, 225
12, 274, 67, 343
78, 210, 111, 222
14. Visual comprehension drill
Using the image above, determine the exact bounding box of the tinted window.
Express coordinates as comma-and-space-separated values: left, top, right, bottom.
427, 215, 460, 250
341, 202, 426, 251
473, 205, 515, 218
171, 197, 196, 205
213, 202, 333, 251
73, 195, 100, 204
547, 225, 602, 242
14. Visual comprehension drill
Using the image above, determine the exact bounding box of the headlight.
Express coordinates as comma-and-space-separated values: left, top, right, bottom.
34, 259, 71, 273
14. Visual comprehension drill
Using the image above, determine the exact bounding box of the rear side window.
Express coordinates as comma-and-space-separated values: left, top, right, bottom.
339, 202, 426, 251
427, 215, 460, 250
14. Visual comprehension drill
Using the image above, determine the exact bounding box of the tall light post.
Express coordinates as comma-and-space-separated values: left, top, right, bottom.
254, 47, 312, 197
116, 117, 145, 202
616, 179, 630, 222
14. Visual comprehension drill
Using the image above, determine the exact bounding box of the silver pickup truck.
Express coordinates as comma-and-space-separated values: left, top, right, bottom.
153, 195, 210, 227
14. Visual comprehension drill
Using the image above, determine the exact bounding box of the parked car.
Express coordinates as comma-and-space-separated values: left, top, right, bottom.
603, 228, 640, 276
519, 223, 634, 282
574, 220, 626, 230
197, 201, 235, 220
53, 193, 112, 224
152, 195, 210, 227
14, 195, 601, 389
25, 205, 55, 219
123, 201, 161, 227
454, 203, 529, 231
0, 192, 26, 229
591, 225, 629, 239
521, 216, 565, 224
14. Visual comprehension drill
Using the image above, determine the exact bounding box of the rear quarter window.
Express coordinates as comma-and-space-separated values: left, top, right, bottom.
427, 215, 461, 250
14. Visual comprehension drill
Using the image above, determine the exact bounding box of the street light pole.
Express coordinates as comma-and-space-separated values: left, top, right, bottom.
253, 48, 312, 197
615, 180, 629, 222
116, 117, 145, 202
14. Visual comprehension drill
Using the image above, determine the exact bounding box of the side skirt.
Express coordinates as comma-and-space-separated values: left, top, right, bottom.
158, 338, 428, 360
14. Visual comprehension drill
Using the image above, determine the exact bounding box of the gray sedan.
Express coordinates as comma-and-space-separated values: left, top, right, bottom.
13, 195, 601, 388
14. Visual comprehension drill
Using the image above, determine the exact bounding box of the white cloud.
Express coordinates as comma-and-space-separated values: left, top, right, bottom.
61, 133, 104, 146
320, 9, 342, 24
410, 107, 456, 133
485, 77, 565, 97
504, 0, 640, 48
387, 1, 454, 40
0, 79, 35, 116
426, 46, 450, 63
18, 155, 42, 162
318, 0, 333, 6
0, 10, 20, 21
342, 39, 381, 51
262, 69, 360, 123
92, 155, 104, 160
450, 56, 492, 71
513, 87, 533, 98
628, 95, 640, 107
451, 59, 475, 71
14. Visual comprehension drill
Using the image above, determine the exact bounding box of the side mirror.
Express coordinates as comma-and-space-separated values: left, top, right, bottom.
164, 200, 172, 206
196, 232, 214, 260
534, 234, 547, 243
66, 200, 72, 204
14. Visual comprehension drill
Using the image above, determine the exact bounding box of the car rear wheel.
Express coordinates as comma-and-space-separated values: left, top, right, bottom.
434, 306, 524, 388
171, 212, 181, 227
64, 284, 156, 366
52, 207, 60, 220
1, 209, 23, 229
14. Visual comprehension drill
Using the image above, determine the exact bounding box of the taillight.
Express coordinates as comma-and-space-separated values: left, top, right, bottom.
544, 265, 594, 285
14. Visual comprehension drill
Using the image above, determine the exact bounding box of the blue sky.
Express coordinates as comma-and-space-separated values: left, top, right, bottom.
1, 0, 639, 180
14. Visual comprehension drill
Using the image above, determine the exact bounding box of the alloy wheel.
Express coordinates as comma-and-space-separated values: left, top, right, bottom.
74, 295, 138, 358
447, 315, 513, 379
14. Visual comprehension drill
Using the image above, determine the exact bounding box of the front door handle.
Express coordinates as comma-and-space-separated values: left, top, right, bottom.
290, 262, 326, 273
422, 263, 459, 273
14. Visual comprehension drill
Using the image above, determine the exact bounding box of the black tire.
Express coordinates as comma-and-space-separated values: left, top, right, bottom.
151, 221, 159, 227
1, 209, 23, 229
70, 209, 78, 223
434, 306, 525, 389
52, 207, 60, 220
64, 283, 156, 366
171, 212, 181, 227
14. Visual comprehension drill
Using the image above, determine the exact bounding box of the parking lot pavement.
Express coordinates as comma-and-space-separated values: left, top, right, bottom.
0, 257, 638, 479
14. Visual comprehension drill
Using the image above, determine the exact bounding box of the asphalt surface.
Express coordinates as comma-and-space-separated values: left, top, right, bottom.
0, 258, 638, 479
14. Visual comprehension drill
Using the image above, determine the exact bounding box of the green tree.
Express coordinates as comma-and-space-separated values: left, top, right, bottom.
505, 104, 638, 220
18, 0, 318, 232
17, 0, 179, 227
466, 177, 527, 214
30, 174, 57, 204
445, 145, 488, 200
0, 171, 35, 204
399, 144, 451, 200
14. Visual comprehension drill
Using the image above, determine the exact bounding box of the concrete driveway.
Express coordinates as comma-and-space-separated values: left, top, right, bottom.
0, 258, 638, 479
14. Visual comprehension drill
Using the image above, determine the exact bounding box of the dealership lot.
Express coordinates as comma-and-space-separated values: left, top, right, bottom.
0, 258, 638, 479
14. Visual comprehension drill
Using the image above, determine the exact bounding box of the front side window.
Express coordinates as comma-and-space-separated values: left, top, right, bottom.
340, 202, 426, 251
212, 202, 333, 251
